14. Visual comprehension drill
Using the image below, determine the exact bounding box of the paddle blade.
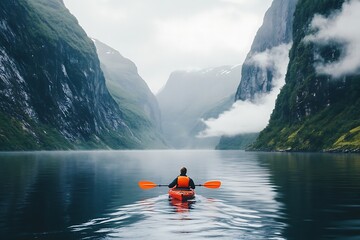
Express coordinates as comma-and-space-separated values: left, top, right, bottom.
202, 180, 221, 189
138, 180, 157, 190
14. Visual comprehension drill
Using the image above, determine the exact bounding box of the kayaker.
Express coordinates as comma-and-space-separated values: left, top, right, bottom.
168, 167, 195, 189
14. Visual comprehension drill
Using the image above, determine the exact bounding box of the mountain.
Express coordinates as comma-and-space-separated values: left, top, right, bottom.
216, 0, 297, 150
190, 94, 235, 148
235, 0, 298, 101
251, 0, 360, 152
216, 133, 259, 150
0, 0, 142, 150
157, 65, 240, 148
93, 39, 166, 148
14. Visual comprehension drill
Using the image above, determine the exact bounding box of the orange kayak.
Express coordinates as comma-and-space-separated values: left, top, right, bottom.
168, 188, 195, 201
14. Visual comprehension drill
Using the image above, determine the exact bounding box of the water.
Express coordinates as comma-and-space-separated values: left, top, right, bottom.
0, 150, 359, 239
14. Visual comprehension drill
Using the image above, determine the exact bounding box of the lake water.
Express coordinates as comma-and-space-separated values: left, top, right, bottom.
0, 150, 360, 240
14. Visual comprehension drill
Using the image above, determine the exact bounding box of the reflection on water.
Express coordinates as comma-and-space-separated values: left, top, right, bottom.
258, 153, 360, 240
169, 197, 195, 213
70, 194, 283, 240
0, 150, 359, 239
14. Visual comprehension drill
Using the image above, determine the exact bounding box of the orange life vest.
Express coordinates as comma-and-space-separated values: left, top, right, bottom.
177, 176, 190, 188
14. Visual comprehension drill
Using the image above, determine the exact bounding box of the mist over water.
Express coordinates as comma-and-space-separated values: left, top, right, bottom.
0, 150, 360, 239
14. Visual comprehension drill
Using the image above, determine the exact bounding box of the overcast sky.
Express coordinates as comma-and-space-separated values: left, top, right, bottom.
63, 0, 272, 93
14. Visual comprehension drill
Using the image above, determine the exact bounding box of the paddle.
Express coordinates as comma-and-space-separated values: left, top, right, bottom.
138, 180, 221, 190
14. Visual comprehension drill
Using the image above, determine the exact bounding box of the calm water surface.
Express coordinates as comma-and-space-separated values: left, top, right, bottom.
0, 150, 360, 239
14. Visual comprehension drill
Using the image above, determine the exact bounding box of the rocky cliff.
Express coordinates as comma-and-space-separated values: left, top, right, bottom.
235, 0, 298, 101
217, 0, 297, 150
252, 0, 360, 152
157, 65, 240, 148
0, 0, 141, 150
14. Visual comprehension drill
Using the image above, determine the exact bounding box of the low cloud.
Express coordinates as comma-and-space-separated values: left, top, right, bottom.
198, 43, 291, 137
304, 0, 360, 78
247, 43, 291, 88
198, 90, 279, 137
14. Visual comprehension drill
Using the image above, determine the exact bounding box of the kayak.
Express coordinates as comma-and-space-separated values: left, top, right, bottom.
168, 188, 195, 201
169, 188, 195, 201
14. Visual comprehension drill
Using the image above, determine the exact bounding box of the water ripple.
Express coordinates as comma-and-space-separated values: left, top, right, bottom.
70, 194, 285, 239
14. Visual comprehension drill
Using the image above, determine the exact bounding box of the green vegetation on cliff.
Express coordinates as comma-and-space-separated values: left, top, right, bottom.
23, 0, 95, 56
216, 133, 259, 150
251, 0, 360, 152
0, 0, 146, 150
95, 39, 167, 149
0, 113, 72, 150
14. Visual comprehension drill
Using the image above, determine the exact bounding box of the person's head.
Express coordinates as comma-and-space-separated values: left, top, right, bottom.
180, 167, 187, 175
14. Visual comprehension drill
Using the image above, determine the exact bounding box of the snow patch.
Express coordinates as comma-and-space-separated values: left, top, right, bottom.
231, 64, 242, 69
219, 69, 231, 75
0, 49, 12, 85
62, 82, 73, 98
61, 64, 68, 77
0, 20, 15, 39
201, 67, 215, 74
0, 47, 37, 119
0, 20, 7, 30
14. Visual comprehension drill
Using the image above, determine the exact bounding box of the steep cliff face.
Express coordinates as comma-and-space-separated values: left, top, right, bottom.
0, 0, 140, 150
235, 0, 298, 101
157, 65, 240, 148
216, 0, 297, 150
252, 0, 360, 152
94, 39, 166, 148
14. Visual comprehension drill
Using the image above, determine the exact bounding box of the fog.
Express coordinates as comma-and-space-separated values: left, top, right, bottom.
304, 0, 360, 78
199, 43, 292, 137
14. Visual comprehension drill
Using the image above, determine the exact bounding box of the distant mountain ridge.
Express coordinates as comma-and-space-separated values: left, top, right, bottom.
157, 65, 240, 148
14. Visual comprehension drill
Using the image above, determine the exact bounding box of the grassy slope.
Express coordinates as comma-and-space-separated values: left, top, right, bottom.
0, 113, 72, 151
97, 41, 167, 149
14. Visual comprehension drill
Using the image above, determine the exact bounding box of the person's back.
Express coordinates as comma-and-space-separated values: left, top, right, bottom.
168, 167, 195, 189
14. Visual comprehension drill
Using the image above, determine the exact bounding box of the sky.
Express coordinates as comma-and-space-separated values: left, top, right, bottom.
63, 0, 272, 94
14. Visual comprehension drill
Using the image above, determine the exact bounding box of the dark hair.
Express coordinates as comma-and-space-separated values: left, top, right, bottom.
180, 167, 187, 175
